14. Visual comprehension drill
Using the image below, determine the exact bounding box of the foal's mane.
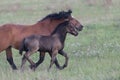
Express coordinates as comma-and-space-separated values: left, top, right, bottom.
40, 10, 72, 21
51, 21, 69, 35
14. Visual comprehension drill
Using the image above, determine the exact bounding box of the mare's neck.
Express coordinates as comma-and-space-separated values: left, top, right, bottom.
33, 19, 63, 34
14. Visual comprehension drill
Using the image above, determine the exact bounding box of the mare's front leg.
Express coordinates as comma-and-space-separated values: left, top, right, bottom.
58, 50, 69, 69
6, 46, 17, 70
30, 51, 45, 69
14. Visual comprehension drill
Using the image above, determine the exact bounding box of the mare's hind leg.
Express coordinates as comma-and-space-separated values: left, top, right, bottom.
58, 50, 69, 69
6, 46, 17, 70
30, 51, 45, 69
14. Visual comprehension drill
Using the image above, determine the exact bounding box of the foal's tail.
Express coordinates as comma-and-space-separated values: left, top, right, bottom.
19, 38, 26, 55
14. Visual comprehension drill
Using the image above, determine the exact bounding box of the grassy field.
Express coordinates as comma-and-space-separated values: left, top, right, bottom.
0, 0, 120, 80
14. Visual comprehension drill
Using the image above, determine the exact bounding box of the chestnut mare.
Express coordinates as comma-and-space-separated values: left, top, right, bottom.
0, 10, 83, 70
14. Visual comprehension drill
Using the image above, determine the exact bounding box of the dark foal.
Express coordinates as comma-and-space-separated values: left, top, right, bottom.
19, 21, 81, 71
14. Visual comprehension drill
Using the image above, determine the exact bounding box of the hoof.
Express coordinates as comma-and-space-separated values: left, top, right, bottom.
12, 66, 18, 70
57, 64, 67, 70
29, 64, 36, 71
63, 64, 67, 68
56, 66, 64, 70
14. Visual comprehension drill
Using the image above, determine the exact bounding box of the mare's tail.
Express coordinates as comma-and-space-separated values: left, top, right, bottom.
19, 38, 26, 55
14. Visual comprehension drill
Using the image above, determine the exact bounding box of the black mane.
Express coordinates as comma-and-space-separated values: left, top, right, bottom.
51, 21, 69, 35
40, 10, 72, 21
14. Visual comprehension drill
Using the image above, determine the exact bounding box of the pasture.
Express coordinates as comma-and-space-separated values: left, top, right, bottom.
0, 0, 120, 80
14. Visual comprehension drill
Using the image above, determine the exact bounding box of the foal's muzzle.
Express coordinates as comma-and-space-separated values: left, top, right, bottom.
71, 28, 79, 36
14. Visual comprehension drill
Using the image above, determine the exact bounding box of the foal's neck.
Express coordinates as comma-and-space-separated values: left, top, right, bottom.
57, 31, 67, 44
52, 26, 67, 44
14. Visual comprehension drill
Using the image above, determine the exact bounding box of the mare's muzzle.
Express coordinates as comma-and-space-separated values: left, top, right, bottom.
76, 25, 83, 31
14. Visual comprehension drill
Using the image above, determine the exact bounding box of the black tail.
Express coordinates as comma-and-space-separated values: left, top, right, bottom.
19, 38, 26, 55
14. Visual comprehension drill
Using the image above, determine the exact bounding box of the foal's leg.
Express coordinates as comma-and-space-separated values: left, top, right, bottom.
31, 52, 61, 70
48, 52, 62, 69
24, 52, 35, 66
30, 51, 45, 69
21, 51, 29, 70
21, 54, 27, 70
6, 46, 17, 70
21, 51, 36, 70
58, 50, 69, 69
48, 50, 58, 71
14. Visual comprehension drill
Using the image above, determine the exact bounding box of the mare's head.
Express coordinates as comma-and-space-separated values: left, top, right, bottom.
39, 10, 83, 32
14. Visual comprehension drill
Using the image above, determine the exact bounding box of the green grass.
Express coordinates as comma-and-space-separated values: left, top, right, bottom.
0, 0, 120, 80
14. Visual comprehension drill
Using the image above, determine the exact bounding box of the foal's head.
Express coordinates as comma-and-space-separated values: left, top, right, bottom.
51, 21, 79, 37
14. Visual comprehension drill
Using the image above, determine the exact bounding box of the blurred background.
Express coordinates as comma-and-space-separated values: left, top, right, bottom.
0, 0, 119, 25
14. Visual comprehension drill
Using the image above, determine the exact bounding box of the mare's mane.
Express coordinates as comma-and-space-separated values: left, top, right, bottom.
40, 10, 72, 21
51, 21, 69, 35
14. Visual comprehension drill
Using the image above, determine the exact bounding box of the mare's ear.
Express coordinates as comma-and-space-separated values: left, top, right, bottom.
68, 9, 72, 14
65, 9, 72, 18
